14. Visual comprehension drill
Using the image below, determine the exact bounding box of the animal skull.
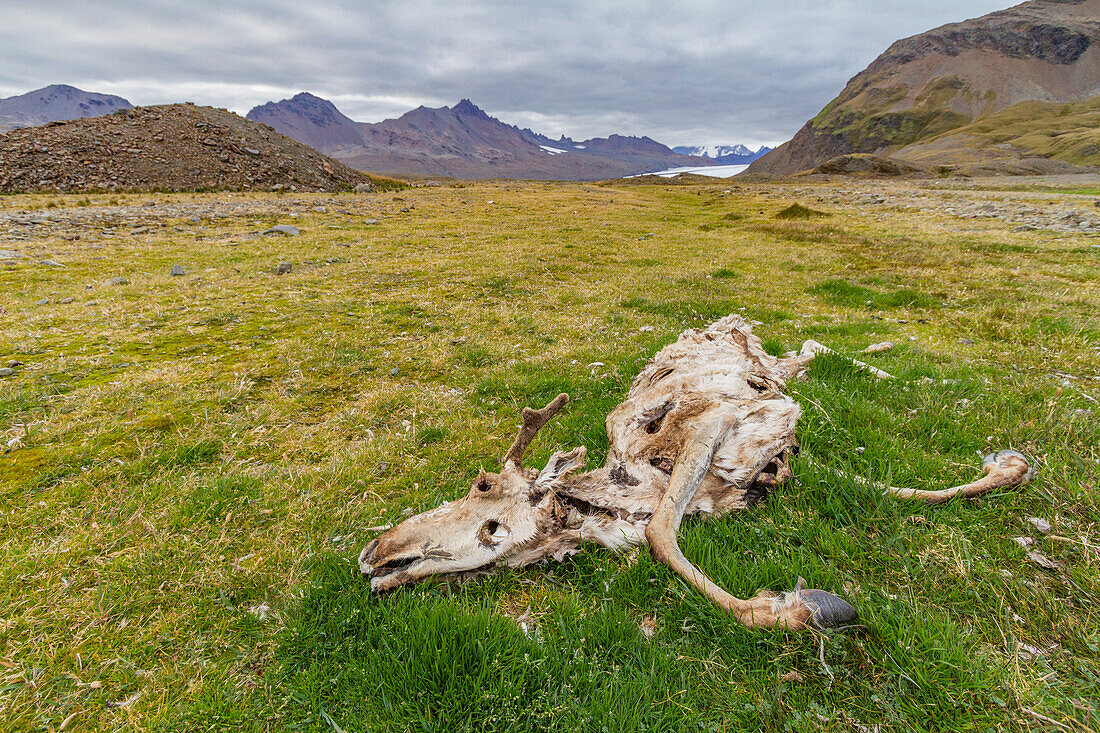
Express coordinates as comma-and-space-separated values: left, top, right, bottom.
359, 315, 1034, 630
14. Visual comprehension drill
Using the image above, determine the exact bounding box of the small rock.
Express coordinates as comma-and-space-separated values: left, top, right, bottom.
169, 264, 186, 277
40, 259, 65, 267
245, 148, 260, 156
8, 361, 23, 368
313, 206, 327, 213
863, 341, 894, 354
363, 219, 380, 225
60, 297, 74, 303
0, 368, 14, 377
354, 182, 373, 193
275, 262, 293, 275
959, 338, 975, 345
0, 250, 28, 260
1027, 517, 1052, 534
389, 367, 400, 377
262, 225, 300, 236
638, 326, 655, 333
104, 277, 129, 287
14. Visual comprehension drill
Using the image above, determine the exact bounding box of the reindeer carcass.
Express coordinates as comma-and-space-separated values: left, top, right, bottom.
359, 316, 1033, 630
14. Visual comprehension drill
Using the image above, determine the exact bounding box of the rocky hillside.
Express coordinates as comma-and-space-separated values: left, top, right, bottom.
248, 95, 707, 179
0, 104, 373, 193
0, 84, 132, 131
749, 0, 1100, 176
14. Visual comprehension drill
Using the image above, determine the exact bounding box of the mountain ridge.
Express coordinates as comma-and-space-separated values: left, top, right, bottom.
749, 0, 1100, 176
0, 84, 132, 131
247, 94, 710, 180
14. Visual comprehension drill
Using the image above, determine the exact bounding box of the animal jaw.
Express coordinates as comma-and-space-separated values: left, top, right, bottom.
359, 315, 1033, 630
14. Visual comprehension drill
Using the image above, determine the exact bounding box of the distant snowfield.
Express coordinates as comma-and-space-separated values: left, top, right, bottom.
631, 164, 749, 178
540, 145, 565, 155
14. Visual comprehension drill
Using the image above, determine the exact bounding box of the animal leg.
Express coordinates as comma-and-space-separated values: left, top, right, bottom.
885, 450, 1034, 504
645, 413, 857, 631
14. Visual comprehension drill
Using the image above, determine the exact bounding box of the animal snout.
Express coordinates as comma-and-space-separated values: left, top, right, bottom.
359, 539, 379, 576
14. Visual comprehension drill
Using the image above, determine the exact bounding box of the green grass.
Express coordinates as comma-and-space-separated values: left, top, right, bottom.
0, 181, 1097, 731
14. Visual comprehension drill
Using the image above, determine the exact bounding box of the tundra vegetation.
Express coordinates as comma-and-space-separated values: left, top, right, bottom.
1, 179, 1098, 731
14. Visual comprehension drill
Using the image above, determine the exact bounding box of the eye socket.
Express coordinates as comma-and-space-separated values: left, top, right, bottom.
477, 478, 492, 492
478, 520, 510, 546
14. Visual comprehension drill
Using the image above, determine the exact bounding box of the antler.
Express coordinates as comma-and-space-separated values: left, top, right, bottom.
503, 393, 569, 467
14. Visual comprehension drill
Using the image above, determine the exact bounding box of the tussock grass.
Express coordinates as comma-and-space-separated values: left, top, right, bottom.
0, 180, 1097, 730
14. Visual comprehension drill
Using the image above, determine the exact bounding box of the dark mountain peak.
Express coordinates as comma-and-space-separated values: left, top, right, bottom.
452, 99, 490, 119
246, 92, 364, 150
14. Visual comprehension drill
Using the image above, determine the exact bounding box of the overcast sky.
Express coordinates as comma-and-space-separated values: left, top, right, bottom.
0, 0, 1011, 148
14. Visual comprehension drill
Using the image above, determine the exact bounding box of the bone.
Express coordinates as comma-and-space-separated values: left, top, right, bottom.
800, 339, 896, 380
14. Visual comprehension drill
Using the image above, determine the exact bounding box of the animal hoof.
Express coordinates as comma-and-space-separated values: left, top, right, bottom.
802, 590, 858, 629
983, 450, 1036, 483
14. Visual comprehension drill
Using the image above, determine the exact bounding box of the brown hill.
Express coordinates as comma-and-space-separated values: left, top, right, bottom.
749, 0, 1100, 176
248, 95, 707, 180
0, 103, 373, 193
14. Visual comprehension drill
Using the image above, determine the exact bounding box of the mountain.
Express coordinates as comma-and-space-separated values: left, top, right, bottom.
749, 0, 1100, 176
672, 144, 773, 164
246, 92, 367, 153
0, 103, 372, 193
247, 96, 709, 179
0, 84, 132, 131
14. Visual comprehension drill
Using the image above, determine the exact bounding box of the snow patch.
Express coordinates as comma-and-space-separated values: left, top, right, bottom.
540, 145, 566, 155
628, 164, 749, 179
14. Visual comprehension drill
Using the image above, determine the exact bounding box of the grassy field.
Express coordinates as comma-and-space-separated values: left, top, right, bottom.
1, 180, 1098, 731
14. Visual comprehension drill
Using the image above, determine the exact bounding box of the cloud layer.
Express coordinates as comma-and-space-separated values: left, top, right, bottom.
0, 1, 1010, 147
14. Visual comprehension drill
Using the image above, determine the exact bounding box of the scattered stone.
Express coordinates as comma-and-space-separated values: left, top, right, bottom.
363, 219, 380, 225
169, 264, 186, 277
312, 206, 327, 213
1027, 517, 1052, 534
8, 361, 23, 368
36, 297, 49, 305
389, 367, 400, 377
59, 297, 73, 304
0, 368, 14, 377
40, 259, 65, 267
354, 182, 373, 193
639, 325, 656, 333
275, 262, 293, 275
104, 276, 129, 287
245, 148, 260, 156
263, 224, 300, 236
863, 341, 894, 354
959, 338, 975, 345
0, 250, 28, 260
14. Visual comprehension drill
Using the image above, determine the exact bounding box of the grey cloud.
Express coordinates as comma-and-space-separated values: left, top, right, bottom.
0, 0, 1011, 146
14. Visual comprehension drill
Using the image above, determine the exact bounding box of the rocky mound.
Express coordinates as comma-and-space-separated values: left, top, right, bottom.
811, 154, 926, 177
750, 0, 1100, 176
0, 104, 374, 193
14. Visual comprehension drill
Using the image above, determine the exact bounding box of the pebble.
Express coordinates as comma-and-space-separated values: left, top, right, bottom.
276, 262, 293, 275
0, 250, 28, 260
864, 341, 894, 353
0, 368, 14, 377
263, 225, 300, 236
169, 264, 186, 277
60, 297, 74, 304
389, 367, 400, 376
9, 361, 23, 368
104, 276, 129, 286
40, 259, 65, 267
36, 297, 49, 305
